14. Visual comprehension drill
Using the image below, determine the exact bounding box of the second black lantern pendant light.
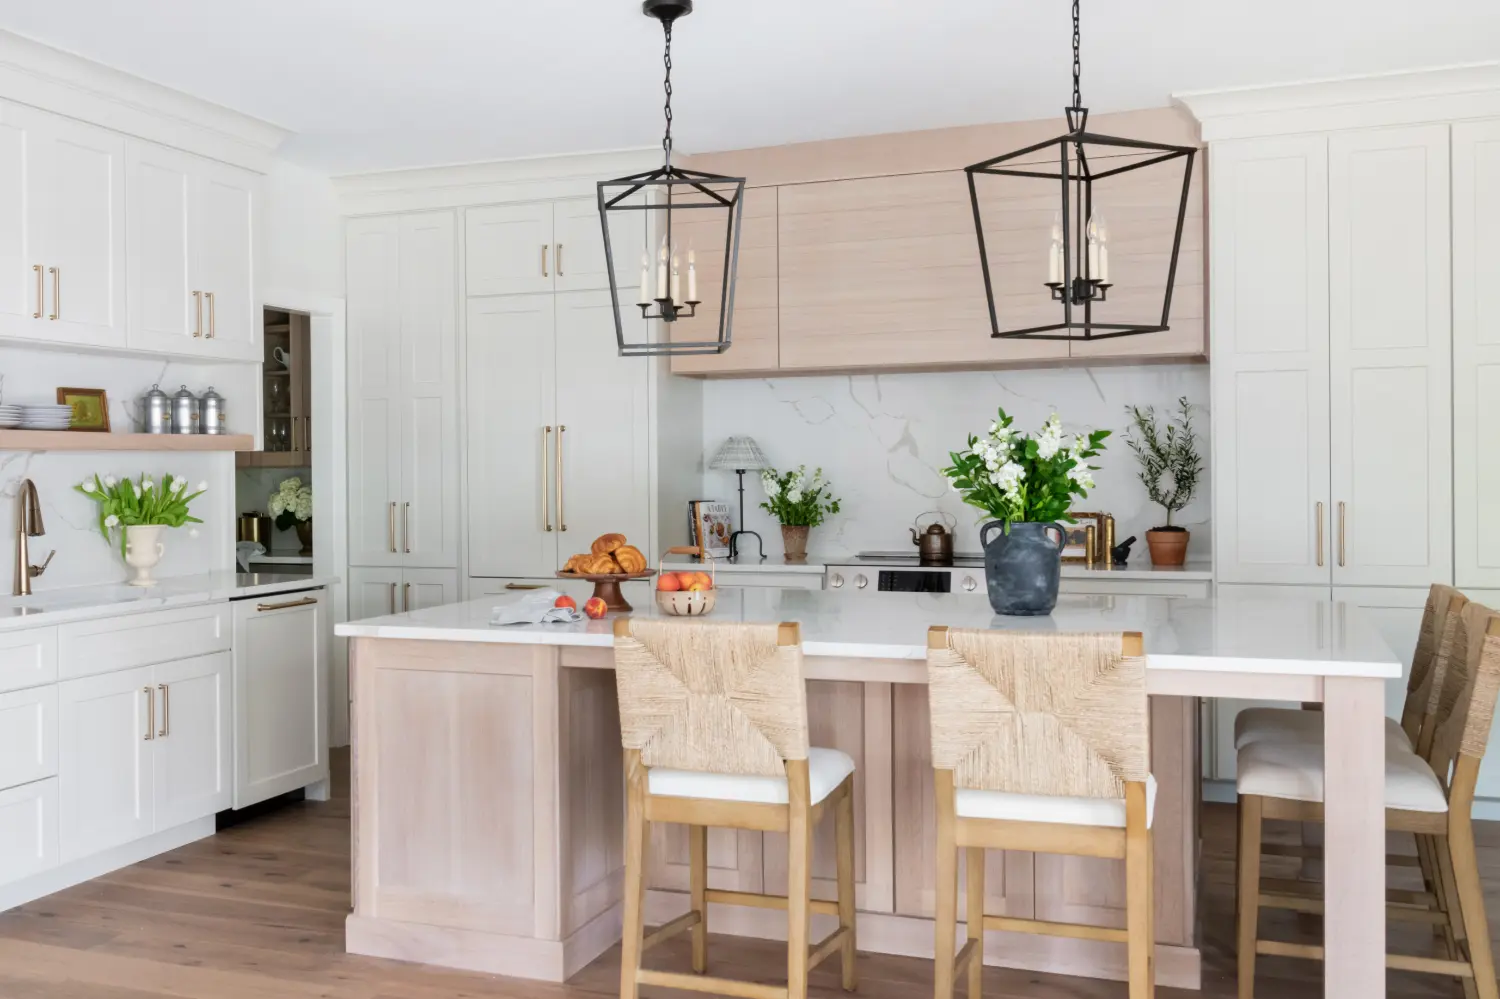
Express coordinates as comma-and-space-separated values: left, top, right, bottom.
965, 0, 1196, 342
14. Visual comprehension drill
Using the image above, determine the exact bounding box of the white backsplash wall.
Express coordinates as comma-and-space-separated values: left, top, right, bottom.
0, 345, 258, 590
699, 364, 1212, 561
236, 465, 313, 553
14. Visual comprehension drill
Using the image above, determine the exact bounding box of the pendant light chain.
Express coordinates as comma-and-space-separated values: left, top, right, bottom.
1071, 0, 1082, 109
661, 20, 674, 168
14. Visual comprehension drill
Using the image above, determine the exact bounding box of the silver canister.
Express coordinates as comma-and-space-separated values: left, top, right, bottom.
199, 386, 226, 435
171, 385, 199, 435
142, 384, 171, 435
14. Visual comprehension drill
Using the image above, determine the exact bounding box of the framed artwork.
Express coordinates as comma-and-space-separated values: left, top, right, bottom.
1062, 511, 1106, 564
56, 387, 109, 432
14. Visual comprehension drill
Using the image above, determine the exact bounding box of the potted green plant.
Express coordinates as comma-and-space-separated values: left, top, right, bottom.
942, 409, 1108, 615
270, 476, 313, 555
75, 473, 207, 587
1124, 396, 1203, 567
759, 465, 841, 563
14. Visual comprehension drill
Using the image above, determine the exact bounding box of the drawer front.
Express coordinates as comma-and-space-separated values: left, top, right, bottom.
713, 571, 826, 590
59, 603, 230, 680
0, 778, 59, 884
0, 628, 58, 694
0, 686, 59, 790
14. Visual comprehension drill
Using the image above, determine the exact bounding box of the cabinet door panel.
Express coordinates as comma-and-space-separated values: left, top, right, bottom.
554, 196, 628, 293
59, 666, 154, 861
402, 568, 460, 612
466, 294, 558, 577
155, 651, 231, 826
0, 103, 39, 333
233, 594, 326, 809
1454, 121, 1500, 589
555, 291, 651, 559
0, 685, 59, 790
0, 779, 58, 884
35, 110, 126, 347
1210, 136, 1331, 585
346, 216, 405, 568
399, 212, 460, 569
670, 187, 779, 374
1329, 126, 1451, 587
193, 161, 258, 358
349, 566, 403, 620
126, 142, 195, 352
466, 203, 553, 296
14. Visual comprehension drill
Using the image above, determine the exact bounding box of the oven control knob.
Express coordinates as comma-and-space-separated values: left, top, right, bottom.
829, 573, 844, 589
855, 574, 868, 589
962, 576, 978, 592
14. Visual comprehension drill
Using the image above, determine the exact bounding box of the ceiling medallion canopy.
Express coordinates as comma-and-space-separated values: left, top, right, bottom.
598, 0, 747, 357
965, 0, 1196, 342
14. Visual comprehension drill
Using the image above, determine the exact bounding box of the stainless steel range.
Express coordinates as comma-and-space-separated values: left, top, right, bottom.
825, 552, 985, 594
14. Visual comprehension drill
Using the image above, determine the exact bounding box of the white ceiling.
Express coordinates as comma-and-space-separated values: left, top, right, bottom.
2, 0, 1498, 175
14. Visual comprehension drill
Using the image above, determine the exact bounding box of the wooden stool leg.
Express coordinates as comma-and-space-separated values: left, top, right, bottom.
965, 847, 985, 999
689, 824, 708, 974
934, 771, 959, 999
1449, 818, 1499, 999
835, 782, 858, 991
1418, 833, 1459, 959
787, 764, 813, 999
620, 755, 648, 999
1434, 833, 1482, 999
1236, 794, 1263, 999
1125, 786, 1153, 999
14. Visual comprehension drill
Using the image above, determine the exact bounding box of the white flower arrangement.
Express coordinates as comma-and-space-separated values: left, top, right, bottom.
270, 476, 313, 528
760, 465, 841, 528
942, 408, 1108, 525
74, 472, 206, 558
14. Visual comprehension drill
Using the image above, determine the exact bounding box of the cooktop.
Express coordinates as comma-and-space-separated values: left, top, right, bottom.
838, 551, 986, 568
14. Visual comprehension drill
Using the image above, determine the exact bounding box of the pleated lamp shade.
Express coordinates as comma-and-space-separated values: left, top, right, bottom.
709, 436, 770, 472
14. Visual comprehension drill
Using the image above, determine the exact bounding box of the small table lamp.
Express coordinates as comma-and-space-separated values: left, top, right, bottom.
709, 435, 770, 561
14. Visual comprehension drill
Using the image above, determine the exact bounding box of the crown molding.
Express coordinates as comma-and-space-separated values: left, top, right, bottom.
333, 147, 663, 215
1174, 62, 1500, 141
0, 30, 290, 172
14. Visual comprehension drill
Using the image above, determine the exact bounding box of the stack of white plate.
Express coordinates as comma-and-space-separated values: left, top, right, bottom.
0, 405, 22, 428
21, 404, 74, 430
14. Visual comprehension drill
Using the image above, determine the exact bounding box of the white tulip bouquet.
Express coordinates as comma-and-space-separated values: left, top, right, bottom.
75, 473, 207, 557
941, 408, 1109, 526
270, 476, 313, 530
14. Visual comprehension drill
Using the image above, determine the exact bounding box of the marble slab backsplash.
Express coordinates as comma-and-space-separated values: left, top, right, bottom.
698, 364, 1212, 562
0, 345, 256, 591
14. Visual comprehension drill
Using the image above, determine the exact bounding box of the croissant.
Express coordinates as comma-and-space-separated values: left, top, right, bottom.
581, 553, 620, 574
563, 554, 587, 574
614, 545, 647, 573
591, 533, 627, 556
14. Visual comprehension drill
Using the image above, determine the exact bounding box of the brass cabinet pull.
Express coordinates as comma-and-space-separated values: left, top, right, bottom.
541, 244, 549, 278
403, 502, 411, 554
192, 291, 203, 337
32, 264, 41, 318
1337, 501, 1347, 568
556, 243, 563, 276
304, 416, 312, 453
542, 426, 553, 532
388, 582, 397, 615
143, 686, 155, 741
206, 291, 216, 338
256, 596, 319, 612
48, 267, 58, 320
556, 424, 567, 532
1315, 502, 1325, 567
403, 582, 411, 612
158, 683, 169, 737
388, 502, 397, 553
505, 583, 544, 590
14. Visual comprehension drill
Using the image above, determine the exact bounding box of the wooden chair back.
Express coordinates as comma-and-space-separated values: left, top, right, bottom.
926, 627, 1147, 799
1425, 602, 1500, 799
1404, 584, 1468, 750
612, 617, 807, 777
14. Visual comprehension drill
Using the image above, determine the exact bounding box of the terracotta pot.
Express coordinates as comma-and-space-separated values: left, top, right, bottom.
781, 525, 811, 563
295, 519, 313, 556
1146, 528, 1189, 567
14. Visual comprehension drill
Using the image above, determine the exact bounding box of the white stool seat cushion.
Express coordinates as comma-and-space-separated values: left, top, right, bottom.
1236, 738, 1448, 812
1234, 706, 1410, 751
955, 774, 1158, 829
648, 747, 856, 806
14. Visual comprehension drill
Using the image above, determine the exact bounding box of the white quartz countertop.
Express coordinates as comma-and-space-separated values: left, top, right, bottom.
661, 553, 1211, 582
0, 572, 338, 630
337, 587, 1399, 679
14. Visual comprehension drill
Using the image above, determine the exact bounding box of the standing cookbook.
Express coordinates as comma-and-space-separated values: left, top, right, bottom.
687, 501, 733, 559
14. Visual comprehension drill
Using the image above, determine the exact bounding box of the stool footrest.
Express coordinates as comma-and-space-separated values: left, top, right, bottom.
637, 969, 789, 999
952, 938, 979, 974
982, 913, 1128, 944
705, 888, 839, 916
1256, 939, 1476, 977
808, 927, 851, 971
641, 910, 701, 953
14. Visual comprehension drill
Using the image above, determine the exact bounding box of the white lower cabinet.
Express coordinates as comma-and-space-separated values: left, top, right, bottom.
0, 779, 58, 884
0, 685, 58, 789
350, 566, 460, 617
232, 592, 327, 810
153, 652, 232, 829
59, 665, 156, 861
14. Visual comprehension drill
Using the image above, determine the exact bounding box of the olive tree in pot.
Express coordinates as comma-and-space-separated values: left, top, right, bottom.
1124, 396, 1203, 567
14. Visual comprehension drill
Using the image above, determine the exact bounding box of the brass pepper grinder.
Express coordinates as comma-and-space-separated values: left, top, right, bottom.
14, 479, 55, 596
1104, 515, 1116, 567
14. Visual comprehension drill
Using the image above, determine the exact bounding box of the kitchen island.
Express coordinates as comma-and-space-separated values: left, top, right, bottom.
338, 588, 1399, 998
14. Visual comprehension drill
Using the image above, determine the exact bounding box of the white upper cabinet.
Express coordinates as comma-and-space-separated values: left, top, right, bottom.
1211, 135, 1332, 585
347, 216, 405, 569
192, 160, 258, 358
466, 203, 554, 296
1328, 125, 1452, 587
554, 196, 632, 293
0, 103, 38, 332
1454, 119, 1500, 590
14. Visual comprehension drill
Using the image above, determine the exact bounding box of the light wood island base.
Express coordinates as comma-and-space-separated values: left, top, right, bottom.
347, 637, 1202, 989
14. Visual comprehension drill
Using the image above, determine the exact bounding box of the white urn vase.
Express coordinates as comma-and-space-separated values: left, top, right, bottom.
124, 524, 165, 587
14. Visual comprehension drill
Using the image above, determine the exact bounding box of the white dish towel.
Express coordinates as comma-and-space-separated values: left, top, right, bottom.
490, 588, 582, 626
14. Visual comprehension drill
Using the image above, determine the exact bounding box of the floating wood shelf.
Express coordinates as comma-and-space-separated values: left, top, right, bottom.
0, 430, 255, 452
236, 450, 311, 468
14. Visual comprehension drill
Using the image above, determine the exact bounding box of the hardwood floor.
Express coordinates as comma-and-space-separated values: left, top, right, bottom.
0, 750, 1496, 998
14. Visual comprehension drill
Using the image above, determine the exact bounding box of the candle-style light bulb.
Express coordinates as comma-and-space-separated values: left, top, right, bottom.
1047, 211, 1063, 284
670, 250, 682, 306
1086, 217, 1100, 279
656, 236, 669, 301
687, 248, 697, 302
638, 251, 651, 305
1097, 217, 1110, 283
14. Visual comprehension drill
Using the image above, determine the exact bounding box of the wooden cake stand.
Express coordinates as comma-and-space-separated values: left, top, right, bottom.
555, 569, 657, 612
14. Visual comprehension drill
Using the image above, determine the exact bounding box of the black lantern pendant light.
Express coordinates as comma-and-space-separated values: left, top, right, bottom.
598, 0, 746, 357
965, 0, 1196, 341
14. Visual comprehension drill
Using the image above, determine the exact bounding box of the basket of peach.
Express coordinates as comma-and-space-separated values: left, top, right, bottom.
655, 546, 717, 616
